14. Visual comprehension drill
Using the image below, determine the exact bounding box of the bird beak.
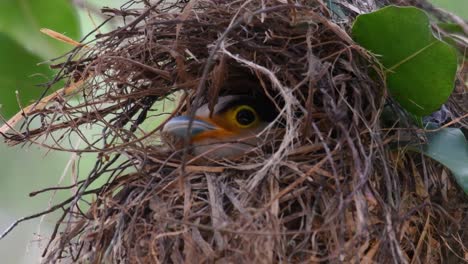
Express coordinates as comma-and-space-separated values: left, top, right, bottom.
162, 115, 217, 139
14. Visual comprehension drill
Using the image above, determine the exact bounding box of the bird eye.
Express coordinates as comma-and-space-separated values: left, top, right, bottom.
235, 106, 257, 127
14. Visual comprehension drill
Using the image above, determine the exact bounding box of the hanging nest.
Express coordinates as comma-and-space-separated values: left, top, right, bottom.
1, 0, 467, 263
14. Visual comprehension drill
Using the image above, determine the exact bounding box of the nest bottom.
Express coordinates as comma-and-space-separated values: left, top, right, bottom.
43, 148, 468, 263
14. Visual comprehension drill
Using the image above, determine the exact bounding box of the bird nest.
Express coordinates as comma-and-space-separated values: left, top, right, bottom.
1, 0, 467, 263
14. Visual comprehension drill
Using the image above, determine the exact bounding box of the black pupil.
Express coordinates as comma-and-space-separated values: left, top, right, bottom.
236, 109, 256, 126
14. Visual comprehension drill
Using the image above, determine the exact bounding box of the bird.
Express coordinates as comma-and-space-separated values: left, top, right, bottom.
162, 95, 278, 158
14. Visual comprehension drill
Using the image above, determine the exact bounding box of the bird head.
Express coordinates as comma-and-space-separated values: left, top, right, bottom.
162, 95, 277, 158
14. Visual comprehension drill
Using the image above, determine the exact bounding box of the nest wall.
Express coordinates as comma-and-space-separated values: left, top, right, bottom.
1, 0, 467, 263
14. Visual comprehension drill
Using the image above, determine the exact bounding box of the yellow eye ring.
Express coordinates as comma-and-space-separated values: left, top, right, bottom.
231, 105, 259, 128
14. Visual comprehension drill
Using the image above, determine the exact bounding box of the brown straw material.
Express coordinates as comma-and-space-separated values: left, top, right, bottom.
1, 0, 466, 263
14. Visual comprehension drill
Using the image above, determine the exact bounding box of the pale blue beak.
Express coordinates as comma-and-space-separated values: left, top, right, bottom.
162, 116, 217, 138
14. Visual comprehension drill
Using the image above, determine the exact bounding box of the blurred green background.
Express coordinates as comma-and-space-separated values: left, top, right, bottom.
0, 1, 127, 263
0, 0, 465, 263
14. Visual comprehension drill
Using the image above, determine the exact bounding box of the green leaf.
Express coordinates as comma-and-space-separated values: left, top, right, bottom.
0, 0, 81, 59
437, 23, 465, 34
352, 6, 458, 116
413, 128, 468, 194
0, 33, 54, 118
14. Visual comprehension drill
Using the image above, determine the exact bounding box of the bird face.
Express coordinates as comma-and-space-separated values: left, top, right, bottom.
162, 95, 276, 158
